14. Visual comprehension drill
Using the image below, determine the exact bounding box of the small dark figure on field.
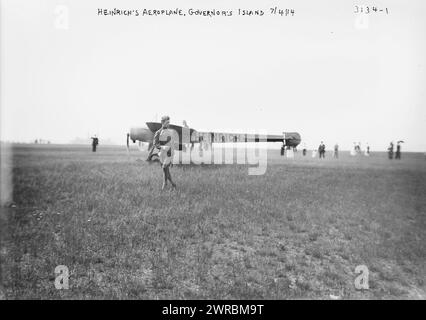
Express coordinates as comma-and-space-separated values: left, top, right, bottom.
302, 146, 307, 156
91, 136, 99, 152
352, 142, 361, 154
395, 142, 402, 160
318, 142, 326, 159
333, 143, 339, 158
388, 141, 394, 159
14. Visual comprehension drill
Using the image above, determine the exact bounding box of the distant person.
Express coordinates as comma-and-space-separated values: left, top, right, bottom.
365, 143, 370, 156
388, 141, 394, 159
333, 143, 339, 158
318, 141, 326, 159
350, 142, 356, 156
395, 142, 402, 160
280, 145, 285, 156
91, 136, 99, 152
302, 145, 307, 156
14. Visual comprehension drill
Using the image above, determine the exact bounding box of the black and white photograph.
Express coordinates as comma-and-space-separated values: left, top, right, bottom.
0, 0, 425, 305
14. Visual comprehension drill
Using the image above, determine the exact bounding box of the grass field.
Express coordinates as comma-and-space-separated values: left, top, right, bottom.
1, 144, 425, 299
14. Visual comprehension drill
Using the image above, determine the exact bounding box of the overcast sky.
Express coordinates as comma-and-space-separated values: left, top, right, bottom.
1, 0, 425, 151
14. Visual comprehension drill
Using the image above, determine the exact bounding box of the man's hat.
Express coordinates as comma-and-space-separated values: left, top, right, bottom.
161, 115, 170, 124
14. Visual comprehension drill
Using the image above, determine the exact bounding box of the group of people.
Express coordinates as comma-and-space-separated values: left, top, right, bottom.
388, 141, 403, 160
301, 142, 339, 159
301, 142, 372, 159
350, 142, 370, 156
301, 141, 404, 160
304, 142, 339, 159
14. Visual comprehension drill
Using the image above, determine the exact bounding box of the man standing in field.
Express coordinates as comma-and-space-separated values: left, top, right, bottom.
395, 141, 402, 160
388, 141, 394, 159
318, 141, 326, 159
91, 135, 99, 152
333, 143, 339, 158
156, 116, 177, 190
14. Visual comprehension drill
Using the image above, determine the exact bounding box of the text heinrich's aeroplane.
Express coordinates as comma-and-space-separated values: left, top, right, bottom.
127, 121, 301, 159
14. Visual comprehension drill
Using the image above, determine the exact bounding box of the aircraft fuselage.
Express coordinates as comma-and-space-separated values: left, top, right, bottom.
128, 122, 301, 150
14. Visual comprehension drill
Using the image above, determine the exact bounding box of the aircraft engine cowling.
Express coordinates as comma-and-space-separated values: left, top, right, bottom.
129, 127, 154, 144
283, 132, 301, 148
